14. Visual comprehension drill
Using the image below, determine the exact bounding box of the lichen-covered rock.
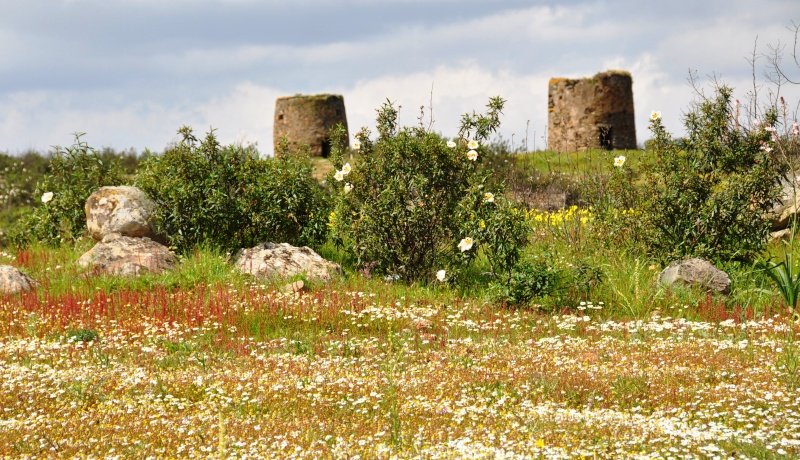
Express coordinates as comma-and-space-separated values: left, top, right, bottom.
0, 265, 38, 294
77, 234, 177, 276
85, 186, 158, 241
234, 242, 342, 282
658, 258, 731, 295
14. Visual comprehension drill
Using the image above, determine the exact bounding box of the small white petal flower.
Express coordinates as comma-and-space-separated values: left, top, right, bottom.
41, 192, 54, 203
344, 183, 352, 193
334, 170, 345, 181
613, 156, 626, 167
650, 111, 662, 121
353, 140, 361, 150
446, 140, 456, 148
458, 237, 474, 252
342, 163, 352, 175
467, 139, 479, 150
467, 150, 478, 161
436, 269, 446, 281
484, 192, 495, 203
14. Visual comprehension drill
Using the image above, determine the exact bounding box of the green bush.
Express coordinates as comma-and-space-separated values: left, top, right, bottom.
490, 256, 563, 308
329, 97, 527, 282
9, 134, 125, 247
640, 86, 786, 262
135, 126, 328, 254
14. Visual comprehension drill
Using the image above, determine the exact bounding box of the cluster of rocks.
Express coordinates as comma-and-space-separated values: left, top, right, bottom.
78, 186, 176, 276
0, 186, 342, 294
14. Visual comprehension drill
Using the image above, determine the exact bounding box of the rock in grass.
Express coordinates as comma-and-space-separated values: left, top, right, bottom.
85, 186, 159, 242
281, 280, 308, 294
0, 265, 38, 294
658, 258, 731, 295
234, 242, 342, 282
77, 234, 177, 276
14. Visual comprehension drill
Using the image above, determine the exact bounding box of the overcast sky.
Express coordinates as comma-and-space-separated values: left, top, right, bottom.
1, 0, 799, 155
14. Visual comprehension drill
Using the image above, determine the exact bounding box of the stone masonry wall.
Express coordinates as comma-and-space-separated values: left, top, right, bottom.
547, 70, 636, 152
273, 94, 349, 158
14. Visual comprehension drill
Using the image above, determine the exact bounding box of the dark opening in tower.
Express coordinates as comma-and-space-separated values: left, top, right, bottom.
598, 125, 613, 150
321, 139, 331, 158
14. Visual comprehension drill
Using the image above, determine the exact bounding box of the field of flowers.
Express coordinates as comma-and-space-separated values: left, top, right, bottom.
1, 273, 799, 459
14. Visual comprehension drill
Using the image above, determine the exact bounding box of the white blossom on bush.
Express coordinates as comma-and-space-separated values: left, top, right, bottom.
41, 192, 54, 203
467, 150, 478, 161
458, 237, 474, 252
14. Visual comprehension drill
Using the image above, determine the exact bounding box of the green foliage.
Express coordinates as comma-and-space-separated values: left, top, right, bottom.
66, 328, 100, 343
136, 126, 328, 254
0, 151, 50, 212
640, 86, 786, 262
329, 97, 524, 282
9, 134, 125, 247
490, 256, 563, 308
455, 184, 529, 279
757, 241, 800, 316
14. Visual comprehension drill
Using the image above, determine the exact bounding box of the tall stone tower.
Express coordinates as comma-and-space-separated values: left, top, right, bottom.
273, 94, 348, 157
547, 70, 636, 152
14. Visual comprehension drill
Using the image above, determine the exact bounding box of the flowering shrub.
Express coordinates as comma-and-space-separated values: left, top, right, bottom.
329, 97, 527, 282
641, 86, 786, 262
136, 127, 328, 254
9, 134, 125, 247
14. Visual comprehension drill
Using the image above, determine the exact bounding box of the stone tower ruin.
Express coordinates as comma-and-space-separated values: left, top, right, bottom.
547, 70, 636, 152
273, 94, 348, 157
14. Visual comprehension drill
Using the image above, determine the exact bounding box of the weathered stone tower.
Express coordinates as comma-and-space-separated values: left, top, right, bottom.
273, 94, 348, 157
547, 70, 636, 152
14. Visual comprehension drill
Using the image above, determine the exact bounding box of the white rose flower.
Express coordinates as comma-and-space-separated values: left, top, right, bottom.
41, 192, 54, 203
436, 269, 446, 281
458, 237, 474, 252
334, 170, 345, 181
344, 183, 352, 193
467, 150, 478, 161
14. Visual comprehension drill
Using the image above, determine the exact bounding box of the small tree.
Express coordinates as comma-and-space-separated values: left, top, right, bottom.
136, 126, 328, 254
329, 97, 528, 282
642, 85, 786, 262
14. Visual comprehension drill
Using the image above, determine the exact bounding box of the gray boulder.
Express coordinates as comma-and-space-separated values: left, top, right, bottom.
77, 234, 177, 276
85, 186, 158, 242
0, 265, 38, 294
658, 258, 731, 295
234, 242, 343, 282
